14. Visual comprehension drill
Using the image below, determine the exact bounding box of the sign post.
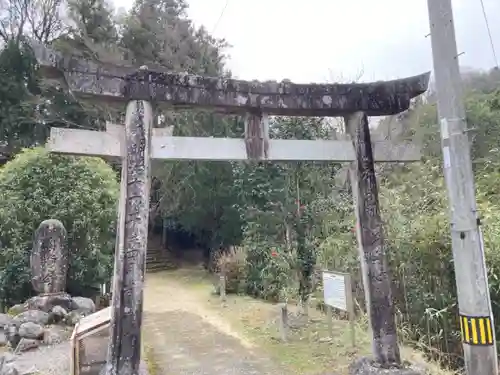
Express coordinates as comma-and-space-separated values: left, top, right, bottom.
322, 270, 355, 347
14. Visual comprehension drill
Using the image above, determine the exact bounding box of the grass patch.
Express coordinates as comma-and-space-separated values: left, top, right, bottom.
142, 341, 160, 375
158, 268, 459, 375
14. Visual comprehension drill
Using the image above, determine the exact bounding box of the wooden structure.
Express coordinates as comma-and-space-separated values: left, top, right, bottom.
70, 307, 111, 375
29, 38, 430, 372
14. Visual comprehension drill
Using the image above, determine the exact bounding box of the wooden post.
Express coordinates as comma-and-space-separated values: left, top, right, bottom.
105, 67, 153, 375
279, 304, 289, 342
345, 112, 400, 365
161, 219, 167, 248
219, 274, 226, 303
345, 273, 356, 348
326, 305, 333, 338
244, 112, 269, 160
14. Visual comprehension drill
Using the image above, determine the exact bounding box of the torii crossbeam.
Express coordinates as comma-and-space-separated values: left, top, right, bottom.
29, 40, 429, 374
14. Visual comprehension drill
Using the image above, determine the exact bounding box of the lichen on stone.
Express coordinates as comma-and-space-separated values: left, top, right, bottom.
28, 40, 431, 117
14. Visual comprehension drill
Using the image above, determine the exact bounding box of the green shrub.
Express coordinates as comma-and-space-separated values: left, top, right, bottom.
244, 235, 294, 301
216, 246, 247, 294
0, 147, 119, 306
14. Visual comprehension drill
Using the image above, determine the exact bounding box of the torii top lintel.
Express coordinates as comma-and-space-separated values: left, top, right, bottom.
30, 41, 430, 117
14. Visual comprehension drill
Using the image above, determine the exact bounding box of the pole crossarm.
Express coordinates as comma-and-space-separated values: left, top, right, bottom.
47, 125, 421, 162
29, 41, 430, 117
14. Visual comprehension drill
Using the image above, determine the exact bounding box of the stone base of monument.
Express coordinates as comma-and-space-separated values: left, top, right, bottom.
0, 293, 96, 352
24, 293, 73, 313
349, 357, 426, 375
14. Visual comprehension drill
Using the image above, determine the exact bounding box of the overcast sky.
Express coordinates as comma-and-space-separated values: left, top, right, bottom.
115, 0, 500, 83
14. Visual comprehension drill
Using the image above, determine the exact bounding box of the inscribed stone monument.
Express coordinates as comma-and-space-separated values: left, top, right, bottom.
31, 219, 68, 295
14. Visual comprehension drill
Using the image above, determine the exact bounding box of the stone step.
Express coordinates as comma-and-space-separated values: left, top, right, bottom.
147, 248, 163, 253
146, 252, 168, 259
147, 251, 163, 257
146, 262, 176, 272
146, 250, 164, 256
145, 236, 176, 272
146, 251, 177, 273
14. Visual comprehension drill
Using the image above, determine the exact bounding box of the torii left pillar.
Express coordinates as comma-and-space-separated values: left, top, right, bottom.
104, 66, 153, 375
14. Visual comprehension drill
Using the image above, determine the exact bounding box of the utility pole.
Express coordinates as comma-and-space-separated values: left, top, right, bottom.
427, 1, 497, 374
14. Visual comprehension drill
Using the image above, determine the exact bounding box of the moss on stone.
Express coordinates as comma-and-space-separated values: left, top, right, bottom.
142, 343, 159, 375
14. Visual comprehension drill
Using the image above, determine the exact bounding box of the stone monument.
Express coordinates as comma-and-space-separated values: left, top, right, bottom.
31, 219, 68, 295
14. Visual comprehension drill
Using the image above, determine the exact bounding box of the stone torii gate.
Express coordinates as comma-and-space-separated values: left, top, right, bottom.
30, 41, 429, 374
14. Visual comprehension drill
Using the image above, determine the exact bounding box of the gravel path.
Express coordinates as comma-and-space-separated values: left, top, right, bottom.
143, 272, 284, 375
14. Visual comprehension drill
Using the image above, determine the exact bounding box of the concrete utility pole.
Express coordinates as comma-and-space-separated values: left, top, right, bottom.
427, 1, 497, 374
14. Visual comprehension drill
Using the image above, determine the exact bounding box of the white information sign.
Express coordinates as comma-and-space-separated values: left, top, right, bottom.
322, 271, 348, 311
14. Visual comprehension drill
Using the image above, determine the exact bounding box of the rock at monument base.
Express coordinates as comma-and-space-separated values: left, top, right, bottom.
0, 353, 15, 365
65, 311, 82, 326
18, 322, 44, 340
15, 338, 39, 352
0, 363, 18, 375
42, 326, 67, 345
49, 305, 68, 324
12, 310, 49, 326
0, 331, 7, 347
0, 353, 18, 375
0, 315, 12, 330
5, 325, 20, 349
7, 306, 24, 317
349, 357, 425, 375
25, 293, 72, 313
71, 297, 96, 316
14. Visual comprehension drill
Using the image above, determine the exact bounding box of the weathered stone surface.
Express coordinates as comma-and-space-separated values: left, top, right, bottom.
18, 322, 44, 340
29, 40, 430, 117
25, 293, 72, 313
64, 311, 82, 325
0, 331, 7, 346
0, 353, 15, 364
346, 113, 400, 365
106, 98, 153, 375
0, 314, 12, 330
71, 296, 95, 315
99, 360, 149, 375
13, 310, 49, 326
349, 357, 424, 375
15, 338, 39, 352
7, 305, 25, 317
49, 305, 68, 324
42, 326, 67, 345
5, 325, 20, 349
0, 363, 18, 375
31, 219, 68, 295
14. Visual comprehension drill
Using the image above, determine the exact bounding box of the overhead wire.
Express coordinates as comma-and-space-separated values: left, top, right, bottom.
198, 0, 230, 73
211, 0, 231, 35
478, 0, 498, 68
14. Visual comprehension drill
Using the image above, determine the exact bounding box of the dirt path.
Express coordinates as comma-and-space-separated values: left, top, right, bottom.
143, 271, 284, 375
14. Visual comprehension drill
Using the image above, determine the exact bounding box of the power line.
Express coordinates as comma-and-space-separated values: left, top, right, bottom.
198, 0, 230, 74
211, 0, 230, 34
479, 0, 498, 68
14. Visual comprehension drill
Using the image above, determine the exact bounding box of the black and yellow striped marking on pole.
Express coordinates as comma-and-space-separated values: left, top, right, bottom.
460, 314, 494, 346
